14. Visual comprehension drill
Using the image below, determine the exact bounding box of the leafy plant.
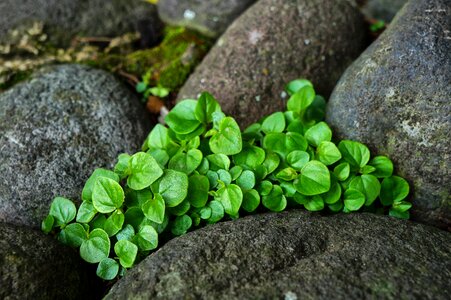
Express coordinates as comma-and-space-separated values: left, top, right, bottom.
42, 79, 411, 280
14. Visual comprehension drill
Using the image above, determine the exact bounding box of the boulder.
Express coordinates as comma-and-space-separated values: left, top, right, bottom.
105, 210, 451, 299
176, 0, 367, 128
326, 0, 451, 229
157, 0, 257, 38
360, 0, 408, 22
0, 222, 100, 299
0, 64, 152, 228
0, 0, 162, 47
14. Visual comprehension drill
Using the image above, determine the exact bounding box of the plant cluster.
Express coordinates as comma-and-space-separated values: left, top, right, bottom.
42, 79, 411, 280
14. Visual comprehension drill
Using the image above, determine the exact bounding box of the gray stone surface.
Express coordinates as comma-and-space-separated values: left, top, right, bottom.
0, 64, 152, 228
326, 0, 451, 230
0, 0, 162, 47
157, 0, 257, 38
361, 0, 408, 22
106, 210, 451, 299
0, 222, 99, 299
177, 0, 367, 128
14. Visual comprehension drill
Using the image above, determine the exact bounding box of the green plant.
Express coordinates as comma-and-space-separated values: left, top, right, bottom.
42, 79, 411, 280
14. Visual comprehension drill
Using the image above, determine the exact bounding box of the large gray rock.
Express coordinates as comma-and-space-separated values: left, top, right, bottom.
106, 210, 451, 299
0, 222, 99, 299
177, 0, 367, 128
0, 64, 152, 228
0, 0, 162, 47
326, 0, 451, 230
360, 0, 408, 22
157, 0, 257, 38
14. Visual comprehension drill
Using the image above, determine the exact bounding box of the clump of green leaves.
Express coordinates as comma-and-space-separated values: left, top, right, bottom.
42, 79, 411, 280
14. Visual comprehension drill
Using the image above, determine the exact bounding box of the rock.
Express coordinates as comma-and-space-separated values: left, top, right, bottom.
360, 0, 408, 22
0, 222, 100, 299
157, 0, 257, 38
326, 0, 451, 230
0, 0, 162, 47
176, 0, 367, 128
105, 210, 451, 299
0, 64, 152, 228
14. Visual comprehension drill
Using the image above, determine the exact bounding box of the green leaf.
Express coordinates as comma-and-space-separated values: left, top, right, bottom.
104, 210, 125, 237
49, 197, 77, 226
124, 187, 152, 208
133, 225, 158, 251
207, 200, 224, 224
263, 132, 308, 157
165, 100, 201, 135
156, 170, 188, 207
233, 145, 266, 169
41, 215, 54, 234
242, 123, 262, 141
304, 95, 326, 124
128, 152, 164, 191
96, 258, 119, 280
80, 228, 110, 264
285, 79, 313, 96
142, 194, 165, 224
206, 170, 219, 189
236, 170, 256, 191
58, 223, 87, 247
207, 154, 230, 171
167, 199, 191, 216
262, 185, 287, 212
261, 112, 286, 134
316, 141, 342, 165
229, 166, 243, 181
242, 189, 260, 212
392, 201, 412, 213
136, 81, 147, 93
349, 175, 381, 206
294, 161, 330, 196
304, 122, 332, 147
76, 201, 97, 223
389, 208, 410, 219
195, 92, 221, 124
149, 86, 170, 98
124, 207, 145, 231
215, 184, 243, 216
287, 85, 316, 114
217, 169, 232, 185
369, 156, 393, 178
304, 195, 324, 211
147, 149, 170, 169
275, 167, 298, 181
334, 163, 350, 181
262, 151, 280, 174
196, 158, 210, 175
293, 193, 308, 205
343, 189, 365, 211
257, 180, 273, 196
254, 165, 268, 181
116, 224, 135, 241
114, 154, 131, 179
209, 117, 242, 155
287, 150, 310, 171
380, 176, 410, 206
89, 215, 107, 230
82, 169, 119, 202
168, 149, 203, 174
92, 177, 125, 214
338, 140, 371, 169
328, 201, 343, 212
114, 240, 138, 268
280, 181, 297, 197
360, 165, 376, 174
187, 175, 210, 208
171, 215, 192, 236
145, 124, 170, 150
199, 207, 212, 219
321, 179, 342, 204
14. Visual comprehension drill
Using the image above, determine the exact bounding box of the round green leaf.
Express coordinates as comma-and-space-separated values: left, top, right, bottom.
142, 194, 165, 224
287, 85, 315, 114
124, 207, 144, 231
114, 153, 131, 180
217, 169, 232, 185
360, 165, 376, 174
116, 224, 135, 241
380, 176, 410, 206
96, 258, 119, 280
263, 132, 307, 157
389, 208, 410, 219
147, 148, 170, 168
104, 210, 125, 237
338, 140, 371, 169
49, 197, 77, 225
287, 151, 310, 170
236, 170, 256, 191
209, 117, 242, 155
207, 200, 224, 224
124, 187, 152, 208
305, 122, 332, 147
76, 201, 97, 223
328, 201, 343, 212
206, 170, 219, 189
92, 177, 125, 214
262, 185, 287, 212
321, 179, 342, 204
58, 223, 87, 247
261, 112, 286, 134
294, 161, 330, 196
304, 195, 324, 211
114, 239, 138, 268
229, 166, 243, 181
196, 157, 210, 175
157, 170, 189, 207
187, 175, 210, 208
242, 189, 260, 212
316, 141, 342, 165
262, 151, 280, 174
392, 200, 412, 213
276, 167, 298, 181
215, 184, 243, 216
280, 181, 297, 197
128, 152, 164, 190
233, 145, 266, 169
165, 100, 201, 134
343, 189, 365, 211
334, 163, 350, 181
207, 153, 230, 171
133, 225, 158, 251
82, 169, 119, 202
369, 156, 394, 178
285, 79, 313, 96
171, 215, 193, 236
349, 175, 381, 206
258, 180, 273, 196
167, 199, 191, 216
41, 215, 54, 234
195, 92, 222, 124
168, 149, 203, 175
80, 228, 110, 264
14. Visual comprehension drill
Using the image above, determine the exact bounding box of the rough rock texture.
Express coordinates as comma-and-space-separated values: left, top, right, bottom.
0, 0, 162, 47
326, 0, 451, 230
360, 0, 408, 22
106, 210, 451, 299
177, 0, 367, 128
0, 64, 152, 228
157, 0, 257, 38
0, 222, 100, 299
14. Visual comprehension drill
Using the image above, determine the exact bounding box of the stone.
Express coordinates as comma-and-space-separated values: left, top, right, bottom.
326, 0, 451, 230
157, 0, 257, 38
0, 64, 152, 228
105, 210, 451, 299
176, 0, 367, 128
360, 0, 408, 22
0, 0, 163, 47
0, 222, 101, 299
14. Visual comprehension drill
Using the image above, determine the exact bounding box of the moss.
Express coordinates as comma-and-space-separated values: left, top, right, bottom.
0, 70, 33, 91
